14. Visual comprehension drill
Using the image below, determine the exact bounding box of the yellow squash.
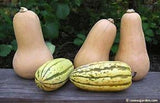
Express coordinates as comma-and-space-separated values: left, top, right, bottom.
70, 61, 132, 92
35, 58, 74, 91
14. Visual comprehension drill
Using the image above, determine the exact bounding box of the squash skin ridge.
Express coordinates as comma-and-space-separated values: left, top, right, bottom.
70, 79, 132, 87
70, 61, 132, 91
35, 58, 74, 91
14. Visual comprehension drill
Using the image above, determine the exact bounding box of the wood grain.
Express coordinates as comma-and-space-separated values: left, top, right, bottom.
0, 69, 160, 103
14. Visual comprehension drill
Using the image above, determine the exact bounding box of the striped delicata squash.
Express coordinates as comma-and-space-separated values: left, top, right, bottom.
35, 58, 74, 91
70, 61, 132, 92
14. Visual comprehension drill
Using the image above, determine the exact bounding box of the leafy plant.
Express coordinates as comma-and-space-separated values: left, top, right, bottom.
46, 41, 56, 54
0, 44, 12, 57
0, 0, 79, 57
136, 0, 160, 45
73, 33, 86, 46
0, 0, 160, 59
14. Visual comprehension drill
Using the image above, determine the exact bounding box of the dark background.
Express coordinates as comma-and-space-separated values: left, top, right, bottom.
0, 0, 160, 71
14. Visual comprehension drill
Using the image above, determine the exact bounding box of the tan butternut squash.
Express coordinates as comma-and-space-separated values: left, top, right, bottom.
13, 7, 53, 79
74, 19, 117, 68
115, 9, 150, 81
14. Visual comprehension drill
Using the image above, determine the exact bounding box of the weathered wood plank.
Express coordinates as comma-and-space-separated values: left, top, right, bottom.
0, 69, 160, 103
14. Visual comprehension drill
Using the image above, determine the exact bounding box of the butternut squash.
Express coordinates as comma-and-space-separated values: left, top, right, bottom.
13, 7, 53, 79
115, 9, 150, 81
74, 19, 117, 68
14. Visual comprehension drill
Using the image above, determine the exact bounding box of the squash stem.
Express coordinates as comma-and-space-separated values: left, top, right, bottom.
126, 9, 135, 13
19, 7, 28, 13
108, 18, 114, 24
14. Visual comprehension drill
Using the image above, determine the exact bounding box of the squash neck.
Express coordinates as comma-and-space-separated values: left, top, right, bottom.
17, 38, 46, 50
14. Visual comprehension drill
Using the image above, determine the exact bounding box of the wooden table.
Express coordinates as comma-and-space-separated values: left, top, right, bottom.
0, 69, 160, 103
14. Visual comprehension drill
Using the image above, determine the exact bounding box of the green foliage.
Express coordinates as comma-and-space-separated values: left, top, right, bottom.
136, 0, 160, 45
74, 33, 86, 46
111, 32, 120, 54
0, 0, 160, 58
142, 21, 158, 44
74, 0, 82, 6
44, 22, 59, 40
0, 44, 12, 57
46, 42, 56, 54
10, 40, 17, 51
56, 3, 70, 19
111, 44, 118, 54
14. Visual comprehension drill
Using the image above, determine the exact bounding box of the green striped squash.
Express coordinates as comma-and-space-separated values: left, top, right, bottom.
35, 58, 74, 91
70, 61, 132, 92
